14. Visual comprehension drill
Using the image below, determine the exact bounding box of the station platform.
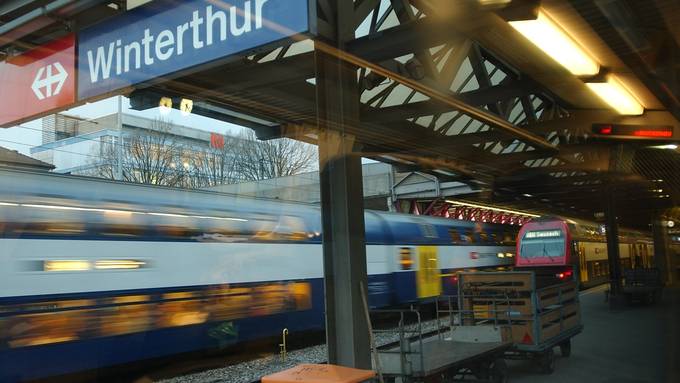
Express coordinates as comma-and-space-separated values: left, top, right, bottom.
507, 285, 680, 383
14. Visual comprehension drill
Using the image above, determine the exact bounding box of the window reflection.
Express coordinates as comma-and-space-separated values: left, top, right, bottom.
0, 282, 312, 348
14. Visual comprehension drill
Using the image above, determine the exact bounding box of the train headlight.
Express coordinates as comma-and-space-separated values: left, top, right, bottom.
497, 252, 505, 258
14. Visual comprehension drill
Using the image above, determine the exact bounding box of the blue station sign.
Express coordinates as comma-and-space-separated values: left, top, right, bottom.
78, 0, 314, 100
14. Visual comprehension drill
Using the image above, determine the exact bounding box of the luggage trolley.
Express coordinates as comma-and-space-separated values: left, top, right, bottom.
457, 271, 583, 374
369, 300, 512, 383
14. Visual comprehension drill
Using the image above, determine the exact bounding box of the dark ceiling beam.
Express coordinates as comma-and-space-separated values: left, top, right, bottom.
467, 148, 556, 169
0, 0, 113, 49
347, 16, 457, 62
361, 81, 532, 124
353, 0, 381, 29
568, 0, 680, 121
0, 0, 35, 16
182, 52, 315, 94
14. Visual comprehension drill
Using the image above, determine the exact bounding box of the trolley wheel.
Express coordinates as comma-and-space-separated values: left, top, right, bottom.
559, 339, 572, 357
538, 348, 555, 374
489, 359, 509, 383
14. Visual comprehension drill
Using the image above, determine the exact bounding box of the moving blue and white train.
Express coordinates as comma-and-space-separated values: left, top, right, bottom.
0, 169, 518, 381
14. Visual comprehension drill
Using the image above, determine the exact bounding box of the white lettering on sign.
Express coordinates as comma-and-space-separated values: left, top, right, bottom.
524, 230, 562, 239
85, 0, 269, 83
31, 62, 69, 100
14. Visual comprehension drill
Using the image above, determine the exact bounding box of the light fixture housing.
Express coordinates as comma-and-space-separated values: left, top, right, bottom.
509, 10, 600, 76
648, 144, 678, 150
159, 96, 172, 115
586, 74, 644, 115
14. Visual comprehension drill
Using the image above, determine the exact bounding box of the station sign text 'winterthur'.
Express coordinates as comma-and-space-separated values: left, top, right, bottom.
78, 0, 313, 100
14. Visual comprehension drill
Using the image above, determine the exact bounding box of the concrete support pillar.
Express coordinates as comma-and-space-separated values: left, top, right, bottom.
314, 9, 371, 367
652, 217, 673, 285
604, 144, 630, 299
605, 186, 623, 297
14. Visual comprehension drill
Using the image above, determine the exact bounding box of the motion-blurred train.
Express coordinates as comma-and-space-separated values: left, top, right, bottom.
0, 169, 518, 381
516, 216, 654, 288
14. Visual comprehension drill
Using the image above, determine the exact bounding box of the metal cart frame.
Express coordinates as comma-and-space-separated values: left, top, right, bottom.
369, 296, 513, 383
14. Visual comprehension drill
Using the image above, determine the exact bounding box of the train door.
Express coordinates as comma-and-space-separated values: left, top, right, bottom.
639, 244, 647, 268
416, 246, 441, 298
578, 243, 588, 283
641, 244, 649, 268
628, 244, 636, 268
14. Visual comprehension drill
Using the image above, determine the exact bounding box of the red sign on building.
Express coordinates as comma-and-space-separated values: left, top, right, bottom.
210, 133, 226, 149
0, 34, 76, 127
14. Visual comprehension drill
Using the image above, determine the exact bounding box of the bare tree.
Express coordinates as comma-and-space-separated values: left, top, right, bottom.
92, 118, 184, 187
185, 135, 242, 188
235, 130, 317, 181
89, 120, 317, 187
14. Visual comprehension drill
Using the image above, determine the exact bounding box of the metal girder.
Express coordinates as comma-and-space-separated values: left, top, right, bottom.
0, 0, 36, 16
343, 7, 557, 151
361, 81, 533, 124
0, 0, 113, 49
347, 12, 453, 62
358, 62, 556, 152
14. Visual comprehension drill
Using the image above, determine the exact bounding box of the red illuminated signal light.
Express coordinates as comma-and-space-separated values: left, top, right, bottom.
633, 130, 673, 138
593, 124, 674, 139
556, 269, 573, 280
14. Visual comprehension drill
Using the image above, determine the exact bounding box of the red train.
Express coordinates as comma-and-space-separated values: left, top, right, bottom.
515, 217, 654, 288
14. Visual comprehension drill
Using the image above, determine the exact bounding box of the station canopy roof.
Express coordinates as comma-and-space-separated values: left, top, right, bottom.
2, 0, 680, 229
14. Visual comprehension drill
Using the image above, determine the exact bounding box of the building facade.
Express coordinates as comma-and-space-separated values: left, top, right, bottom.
33, 113, 222, 175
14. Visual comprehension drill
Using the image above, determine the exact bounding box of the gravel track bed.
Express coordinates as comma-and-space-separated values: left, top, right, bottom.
159, 317, 448, 383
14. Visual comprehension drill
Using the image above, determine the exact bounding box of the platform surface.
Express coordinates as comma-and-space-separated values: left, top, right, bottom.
261, 363, 375, 383
507, 285, 680, 383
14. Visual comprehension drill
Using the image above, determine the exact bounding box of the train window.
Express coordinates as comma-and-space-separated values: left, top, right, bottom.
449, 229, 463, 244
46, 223, 86, 235
251, 216, 308, 241
478, 230, 489, 243
97, 224, 145, 238
99, 298, 153, 336
399, 247, 413, 270
419, 223, 438, 238
463, 229, 476, 243
489, 232, 499, 244
158, 225, 187, 238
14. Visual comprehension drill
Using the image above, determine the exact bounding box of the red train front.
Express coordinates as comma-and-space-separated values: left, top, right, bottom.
516, 217, 577, 285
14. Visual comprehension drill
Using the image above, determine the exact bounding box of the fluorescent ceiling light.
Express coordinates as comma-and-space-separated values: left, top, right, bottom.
586, 75, 644, 115
649, 144, 678, 150
479, 0, 511, 6
509, 11, 600, 76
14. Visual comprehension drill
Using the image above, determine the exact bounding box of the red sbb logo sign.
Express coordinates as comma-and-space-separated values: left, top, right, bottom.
0, 34, 76, 127
31, 62, 69, 100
